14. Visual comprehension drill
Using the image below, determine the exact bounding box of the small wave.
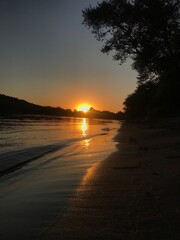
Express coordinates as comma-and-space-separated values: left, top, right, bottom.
0, 132, 107, 177
0, 142, 67, 177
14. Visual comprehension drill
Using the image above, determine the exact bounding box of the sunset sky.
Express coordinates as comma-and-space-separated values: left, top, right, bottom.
0, 0, 137, 112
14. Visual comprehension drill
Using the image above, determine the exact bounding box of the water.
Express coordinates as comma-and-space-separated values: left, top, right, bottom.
0, 116, 120, 240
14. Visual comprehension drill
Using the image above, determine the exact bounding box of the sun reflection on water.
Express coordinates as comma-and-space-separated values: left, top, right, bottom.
80, 118, 91, 149
83, 138, 91, 149
81, 118, 88, 137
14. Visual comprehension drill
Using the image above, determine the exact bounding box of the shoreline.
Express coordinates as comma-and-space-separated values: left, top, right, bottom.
43, 119, 180, 239
0, 118, 119, 240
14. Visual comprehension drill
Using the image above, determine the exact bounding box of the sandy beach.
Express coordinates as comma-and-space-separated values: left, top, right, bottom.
43, 118, 180, 240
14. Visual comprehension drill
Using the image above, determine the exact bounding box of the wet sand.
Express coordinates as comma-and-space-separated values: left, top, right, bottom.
44, 118, 180, 240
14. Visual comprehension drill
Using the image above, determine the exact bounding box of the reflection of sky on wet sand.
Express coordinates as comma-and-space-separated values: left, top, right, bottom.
82, 164, 97, 183
76, 163, 100, 196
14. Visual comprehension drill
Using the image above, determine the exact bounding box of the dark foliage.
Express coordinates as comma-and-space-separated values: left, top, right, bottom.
83, 0, 180, 118
123, 81, 158, 118
86, 107, 118, 119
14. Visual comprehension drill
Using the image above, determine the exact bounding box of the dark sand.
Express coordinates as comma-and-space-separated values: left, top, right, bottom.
43, 119, 180, 240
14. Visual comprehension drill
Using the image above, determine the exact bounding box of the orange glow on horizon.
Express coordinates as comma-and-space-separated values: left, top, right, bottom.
76, 103, 91, 113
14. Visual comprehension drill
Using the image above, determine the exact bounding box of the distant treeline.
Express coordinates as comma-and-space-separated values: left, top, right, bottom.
0, 94, 124, 120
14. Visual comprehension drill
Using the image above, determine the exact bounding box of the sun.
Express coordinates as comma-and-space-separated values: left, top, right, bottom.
77, 104, 91, 113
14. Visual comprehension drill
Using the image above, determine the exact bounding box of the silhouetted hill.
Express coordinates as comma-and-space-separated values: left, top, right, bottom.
0, 94, 123, 120
0, 94, 68, 116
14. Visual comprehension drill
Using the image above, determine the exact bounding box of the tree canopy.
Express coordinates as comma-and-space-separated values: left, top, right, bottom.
83, 0, 179, 83
83, 0, 180, 118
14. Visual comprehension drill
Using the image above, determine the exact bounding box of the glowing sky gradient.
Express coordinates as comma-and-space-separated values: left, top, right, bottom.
0, 0, 137, 112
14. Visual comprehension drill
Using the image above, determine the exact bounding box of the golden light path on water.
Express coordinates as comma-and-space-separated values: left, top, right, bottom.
81, 118, 91, 149
81, 118, 88, 137
78, 117, 99, 192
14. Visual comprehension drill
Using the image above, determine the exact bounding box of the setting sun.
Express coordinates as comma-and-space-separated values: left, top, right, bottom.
77, 104, 91, 113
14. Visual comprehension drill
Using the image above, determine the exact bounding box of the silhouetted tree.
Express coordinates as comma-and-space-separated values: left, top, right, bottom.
83, 0, 179, 83
116, 111, 125, 119
123, 82, 158, 119
83, 0, 180, 118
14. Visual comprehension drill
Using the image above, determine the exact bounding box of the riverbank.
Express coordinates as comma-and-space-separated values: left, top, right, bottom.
44, 118, 180, 240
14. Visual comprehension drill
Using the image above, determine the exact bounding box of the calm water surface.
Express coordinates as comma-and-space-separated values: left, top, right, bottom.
0, 116, 120, 240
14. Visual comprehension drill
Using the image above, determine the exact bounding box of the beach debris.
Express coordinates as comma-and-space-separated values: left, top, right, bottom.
102, 127, 110, 132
